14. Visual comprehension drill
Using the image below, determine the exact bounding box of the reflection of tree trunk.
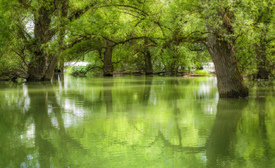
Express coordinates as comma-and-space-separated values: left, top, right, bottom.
143, 77, 153, 105
103, 79, 113, 114
103, 40, 114, 76
28, 85, 55, 168
206, 99, 248, 167
257, 87, 271, 159
27, 83, 86, 167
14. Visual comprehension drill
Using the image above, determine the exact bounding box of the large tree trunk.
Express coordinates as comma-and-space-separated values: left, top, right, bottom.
206, 35, 248, 98
103, 40, 114, 76
26, 5, 52, 82
27, 53, 48, 81
26, 1, 68, 82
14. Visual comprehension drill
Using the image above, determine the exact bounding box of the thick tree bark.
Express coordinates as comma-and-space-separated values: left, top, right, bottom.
103, 40, 114, 76
26, 5, 52, 82
27, 55, 47, 81
206, 35, 248, 98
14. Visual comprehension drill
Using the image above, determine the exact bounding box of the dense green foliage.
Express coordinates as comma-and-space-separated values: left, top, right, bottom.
1, 0, 274, 79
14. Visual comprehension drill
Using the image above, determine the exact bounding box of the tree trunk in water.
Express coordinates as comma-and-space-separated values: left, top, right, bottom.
27, 54, 47, 81
206, 35, 248, 98
144, 50, 153, 75
26, 1, 68, 82
26, 5, 52, 82
103, 40, 114, 76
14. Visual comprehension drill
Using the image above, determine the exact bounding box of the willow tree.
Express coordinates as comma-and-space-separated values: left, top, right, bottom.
2, 0, 99, 81
0, 0, 27, 80
160, 0, 250, 98
13, 0, 66, 81
63, 4, 130, 76
204, 2, 249, 98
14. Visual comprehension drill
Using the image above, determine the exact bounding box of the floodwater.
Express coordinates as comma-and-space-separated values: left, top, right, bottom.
0, 76, 274, 168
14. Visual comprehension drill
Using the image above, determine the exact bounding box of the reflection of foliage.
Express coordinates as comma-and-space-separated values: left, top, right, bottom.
1, 77, 275, 167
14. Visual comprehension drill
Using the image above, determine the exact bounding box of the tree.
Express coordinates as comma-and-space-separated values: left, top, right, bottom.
1, 0, 100, 81
249, 1, 275, 79
160, 0, 249, 97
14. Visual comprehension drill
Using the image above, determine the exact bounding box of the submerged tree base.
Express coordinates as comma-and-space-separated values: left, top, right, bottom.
219, 88, 249, 98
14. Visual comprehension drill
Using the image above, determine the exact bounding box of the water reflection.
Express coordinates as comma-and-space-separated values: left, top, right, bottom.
206, 99, 248, 167
142, 77, 153, 105
24, 83, 86, 167
103, 78, 114, 114
1, 77, 275, 167
256, 86, 272, 161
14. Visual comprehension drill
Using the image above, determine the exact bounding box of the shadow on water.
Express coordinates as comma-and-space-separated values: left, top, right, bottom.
206, 99, 248, 168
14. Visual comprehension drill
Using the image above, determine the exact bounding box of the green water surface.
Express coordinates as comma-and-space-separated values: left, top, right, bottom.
0, 76, 274, 168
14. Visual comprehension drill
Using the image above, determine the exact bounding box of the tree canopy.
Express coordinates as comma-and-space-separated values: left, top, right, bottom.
1, 0, 275, 97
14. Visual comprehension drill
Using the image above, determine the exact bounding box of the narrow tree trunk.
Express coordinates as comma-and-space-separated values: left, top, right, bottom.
45, 55, 58, 80
254, 37, 270, 79
144, 39, 153, 75
103, 40, 114, 76
144, 50, 153, 75
60, 58, 65, 74
206, 35, 248, 98
169, 55, 178, 76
